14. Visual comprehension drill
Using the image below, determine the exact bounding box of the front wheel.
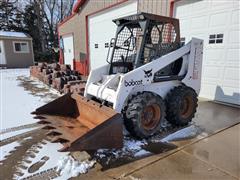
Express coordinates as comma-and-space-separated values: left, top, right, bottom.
123, 92, 166, 139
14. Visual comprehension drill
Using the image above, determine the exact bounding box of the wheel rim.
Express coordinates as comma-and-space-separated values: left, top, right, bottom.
141, 104, 161, 130
180, 95, 194, 119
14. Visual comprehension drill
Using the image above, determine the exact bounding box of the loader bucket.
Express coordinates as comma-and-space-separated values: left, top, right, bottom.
33, 93, 123, 152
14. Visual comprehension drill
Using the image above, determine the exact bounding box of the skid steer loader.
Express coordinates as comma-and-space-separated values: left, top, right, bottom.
33, 13, 203, 152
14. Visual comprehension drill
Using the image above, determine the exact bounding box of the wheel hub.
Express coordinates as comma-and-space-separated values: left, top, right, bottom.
180, 95, 194, 119
141, 104, 161, 130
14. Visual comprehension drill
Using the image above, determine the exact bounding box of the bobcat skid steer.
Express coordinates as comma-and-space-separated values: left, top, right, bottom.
33, 13, 203, 152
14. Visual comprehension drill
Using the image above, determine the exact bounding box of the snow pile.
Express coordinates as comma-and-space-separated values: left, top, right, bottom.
0, 31, 28, 38
96, 137, 150, 162
15, 140, 69, 179
0, 141, 20, 164
0, 69, 59, 131
124, 139, 146, 151
160, 125, 199, 142
56, 156, 96, 179
0, 127, 38, 141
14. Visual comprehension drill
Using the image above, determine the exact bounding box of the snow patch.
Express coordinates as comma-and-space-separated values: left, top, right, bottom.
56, 156, 96, 179
0, 69, 59, 130
96, 137, 149, 161
0, 31, 28, 38
134, 149, 151, 157
124, 139, 146, 152
0, 141, 20, 164
15, 140, 68, 179
160, 125, 199, 142
0, 127, 38, 141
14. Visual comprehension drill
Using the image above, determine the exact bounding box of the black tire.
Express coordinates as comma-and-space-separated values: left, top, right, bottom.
123, 92, 166, 139
165, 85, 198, 126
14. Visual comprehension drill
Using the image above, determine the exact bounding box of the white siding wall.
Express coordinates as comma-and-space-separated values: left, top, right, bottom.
174, 0, 240, 105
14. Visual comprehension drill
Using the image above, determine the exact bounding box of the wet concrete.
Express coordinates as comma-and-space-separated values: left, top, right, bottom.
123, 151, 237, 180
123, 124, 240, 180
183, 124, 240, 179
93, 142, 177, 171
94, 100, 240, 179
193, 100, 240, 134
142, 142, 177, 154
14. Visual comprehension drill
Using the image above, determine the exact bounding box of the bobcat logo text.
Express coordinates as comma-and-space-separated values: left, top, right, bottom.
124, 79, 143, 87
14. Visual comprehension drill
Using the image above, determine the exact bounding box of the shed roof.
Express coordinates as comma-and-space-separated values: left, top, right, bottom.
0, 31, 31, 38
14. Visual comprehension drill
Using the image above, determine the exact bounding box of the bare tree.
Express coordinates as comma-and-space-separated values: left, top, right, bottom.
43, 0, 75, 48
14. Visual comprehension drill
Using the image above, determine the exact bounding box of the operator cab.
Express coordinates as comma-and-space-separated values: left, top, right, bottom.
107, 13, 183, 79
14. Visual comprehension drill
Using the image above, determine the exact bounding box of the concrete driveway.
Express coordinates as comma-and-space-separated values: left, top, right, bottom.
0, 69, 239, 179
74, 100, 240, 180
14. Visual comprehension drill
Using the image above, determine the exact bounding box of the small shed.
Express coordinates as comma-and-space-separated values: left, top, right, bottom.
0, 31, 34, 68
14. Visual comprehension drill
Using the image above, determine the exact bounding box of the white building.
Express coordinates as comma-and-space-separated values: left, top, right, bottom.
58, 0, 239, 105
173, 0, 239, 105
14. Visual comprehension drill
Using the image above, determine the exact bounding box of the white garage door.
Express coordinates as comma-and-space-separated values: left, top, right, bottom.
63, 34, 74, 69
174, 0, 240, 105
0, 41, 6, 65
88, 0, 138, 70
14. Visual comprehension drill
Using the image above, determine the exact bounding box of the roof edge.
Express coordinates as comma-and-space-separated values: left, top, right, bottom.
0, 36, 32, 40
72, 0, 87, 13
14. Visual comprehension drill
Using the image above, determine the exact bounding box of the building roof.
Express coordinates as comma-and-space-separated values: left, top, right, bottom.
0, 31, 30, 38
72, 0, 87, 13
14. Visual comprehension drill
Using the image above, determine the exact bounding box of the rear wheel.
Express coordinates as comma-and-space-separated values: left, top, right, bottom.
123, 92, 166, 139
165, 85, 198, 126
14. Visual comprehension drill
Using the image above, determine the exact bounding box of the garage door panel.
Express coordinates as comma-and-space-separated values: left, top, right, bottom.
223, 67, 240, 83
231, 9, 240, 25
205, 48, 224, 61
175, 0, 240, 105
191, 16, 208, 29
192, 0, 209, 11
179, 19, 190, 32
209, 12, 228, 27
88, 1, 138, 70
199, 84, 217, 99
63, 35, 74, 69
191, 33, 206, 41
202, 66, 221, 79
175, 0, 210, 17
211, 0, 234, 10
228, 30, 240, 44
227, 49, 239, 63
175, 2, 191, 18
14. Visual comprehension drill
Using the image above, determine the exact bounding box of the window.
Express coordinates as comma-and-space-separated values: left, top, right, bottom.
13, 42, 29, 53
209, 34, 224, 44
105, 43, 109, 48
110, 42, 114, 47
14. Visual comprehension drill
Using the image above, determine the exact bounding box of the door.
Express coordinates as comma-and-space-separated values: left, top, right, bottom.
0, 41, 6, 65
63, 34, 74, 69
88, 0, 138, 70
174, 0, 240, 105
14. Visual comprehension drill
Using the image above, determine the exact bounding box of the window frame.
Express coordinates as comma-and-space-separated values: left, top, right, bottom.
13, 41, 30, 53
208, 33, 224, 44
